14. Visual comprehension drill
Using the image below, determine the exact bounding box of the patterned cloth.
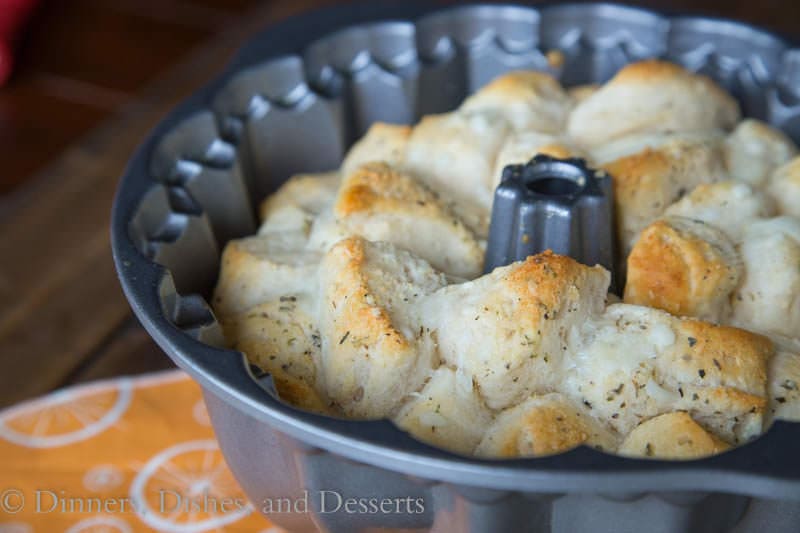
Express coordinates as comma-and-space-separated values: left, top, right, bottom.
0, 371, 279, 532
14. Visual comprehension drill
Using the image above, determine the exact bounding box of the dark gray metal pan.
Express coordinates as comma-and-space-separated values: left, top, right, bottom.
111, 2, 800, 531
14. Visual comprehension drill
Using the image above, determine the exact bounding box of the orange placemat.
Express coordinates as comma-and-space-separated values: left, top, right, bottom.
0, 370, 280, 533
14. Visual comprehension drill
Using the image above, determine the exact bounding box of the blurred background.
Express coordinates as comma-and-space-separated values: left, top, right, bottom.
0, 0, 798, 409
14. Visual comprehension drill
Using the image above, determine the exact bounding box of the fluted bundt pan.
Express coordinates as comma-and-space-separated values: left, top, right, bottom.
111, 2, 800, 532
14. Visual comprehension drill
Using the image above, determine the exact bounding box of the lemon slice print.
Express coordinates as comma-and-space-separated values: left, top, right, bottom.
0, 380, 132, 448
192, 400, 211, 427
83, 465, 125, 493
129, 440, 253, 532
64, 516, 132, 533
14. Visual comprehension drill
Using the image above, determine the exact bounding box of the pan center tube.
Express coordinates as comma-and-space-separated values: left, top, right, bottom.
483, 154, 617, 291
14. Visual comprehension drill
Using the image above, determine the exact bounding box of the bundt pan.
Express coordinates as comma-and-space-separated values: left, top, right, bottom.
111, 2, 800, 532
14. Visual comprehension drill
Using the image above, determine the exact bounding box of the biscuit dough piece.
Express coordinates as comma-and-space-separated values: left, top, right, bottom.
394, 367, 494, 455
658, 319, 771, 443
258, 171, 340, 227
220, 300, 329, 415
420, 251, 610, 410
602, 137, 728, 253
618, 412, 729, 460
341, 122, 412, 179
589, 131, 725, 167
405, 110, 508, 236
565, 304, 771, 443
461, 71, 573, 134
567, 60, 740, 147
333, 162, 484, 279
624, 217, 742, 323
565, 304, 681, 436
767, 351, 800, 423
318, 237, 448, 418
767, 156, 800, 218
732, 217, 800, 339
475, 393, 618, 458
213, 232, 321, 317
723, 119, 797, 186
664, 181, 775, 243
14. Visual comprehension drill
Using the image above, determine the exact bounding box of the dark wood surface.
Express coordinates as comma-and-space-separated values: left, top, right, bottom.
0, 0, 798, 408
0, 0, 339, 407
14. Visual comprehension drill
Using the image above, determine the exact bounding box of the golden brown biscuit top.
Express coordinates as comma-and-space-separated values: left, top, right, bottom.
501, 251, 606, 325
625, 217, 741, 322
618, 411, 729, 460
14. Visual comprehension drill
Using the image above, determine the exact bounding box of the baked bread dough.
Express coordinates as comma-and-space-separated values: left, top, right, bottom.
476, 393, 619, 457
723, 119, 797, 186
618, 412, 729, 460
258, 171, 340, 225
220, 301, 329, 415
624, 217, 742, 323
732, 217, 800, 339
567, 60, 740, 147
633, 213, 800, 341
767, 351, 800, 424
333, 162, 484, 279
767, 156, 800, 218
460, 70, 573, 134
419, 251, 610, 410
563, 304, 770, 444
395, 366, 493, 455
213, 232, 321, 317
318, 237, 446, 418
601, 137, 727, 254
663, 181, 776, 243
405, 110, 508, 236
341, 123, 411, 179
213, 60, 799, 459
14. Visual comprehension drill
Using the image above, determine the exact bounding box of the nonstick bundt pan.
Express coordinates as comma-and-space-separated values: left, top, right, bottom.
111, 2, 800, 532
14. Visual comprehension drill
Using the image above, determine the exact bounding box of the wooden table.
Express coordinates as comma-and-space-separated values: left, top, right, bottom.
0, 0, 798, 408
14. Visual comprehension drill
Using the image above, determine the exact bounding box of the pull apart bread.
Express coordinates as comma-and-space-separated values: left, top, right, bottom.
213, 59, 800, 460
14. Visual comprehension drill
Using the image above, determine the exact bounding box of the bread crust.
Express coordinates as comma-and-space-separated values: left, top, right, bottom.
476, 393, 618, 457
258, 171, 340, 223
394, 367, 494, 455
618, 412, 729, 459
334, 162, 484, 278
341, 122, 411, 178
724, 119, 797, 186
732, 217, 800, 338
603, 138, 726, 253
422, 251, 610, 410
318, 237, 446, 418
563, 303, 771, 443
768, 351, 800, 423
661, 320, 771, 397
568, 60, 740, 146
404, 109, 509, 234
624, 217, 741, 322
664, 181, 776, 243
213, 234, 321, 317
461, 70, 572, 133
220, 301, 330, 415
768, 156, 800, 218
